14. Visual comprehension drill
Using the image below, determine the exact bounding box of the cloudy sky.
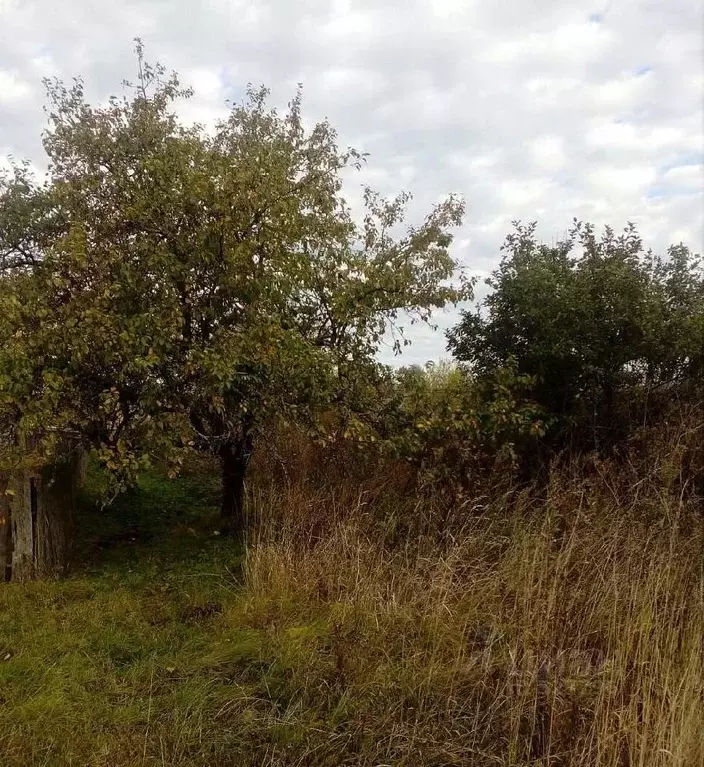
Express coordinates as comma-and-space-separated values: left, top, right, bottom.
1, 0, 702, 365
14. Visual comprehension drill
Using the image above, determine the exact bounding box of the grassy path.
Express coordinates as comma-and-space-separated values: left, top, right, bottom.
0, 469, 274, 767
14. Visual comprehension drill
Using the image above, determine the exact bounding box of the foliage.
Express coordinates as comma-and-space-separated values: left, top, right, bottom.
448, 220, 704, 452
349, 360, 547, 490
0, 45, 470, 501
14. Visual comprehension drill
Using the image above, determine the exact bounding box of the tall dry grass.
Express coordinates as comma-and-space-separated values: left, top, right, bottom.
242, 425, 704, 766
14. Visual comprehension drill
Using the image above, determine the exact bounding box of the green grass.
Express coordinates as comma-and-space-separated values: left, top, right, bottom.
0, 466, 265, 766
0, 464, 412, 766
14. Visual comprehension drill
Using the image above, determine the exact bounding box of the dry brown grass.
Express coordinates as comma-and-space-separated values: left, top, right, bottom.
242, 435, 704, 766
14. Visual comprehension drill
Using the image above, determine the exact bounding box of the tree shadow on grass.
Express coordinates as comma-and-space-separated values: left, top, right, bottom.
73, 459, 244, 583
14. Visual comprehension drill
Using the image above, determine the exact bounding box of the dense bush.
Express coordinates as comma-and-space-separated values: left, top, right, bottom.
374, 360, 546, 491
448, 221, 703, 455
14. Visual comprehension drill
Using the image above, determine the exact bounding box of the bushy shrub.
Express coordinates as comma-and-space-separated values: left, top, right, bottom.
448, 221, 703, 456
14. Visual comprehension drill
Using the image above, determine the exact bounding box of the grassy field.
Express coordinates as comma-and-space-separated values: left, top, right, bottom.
0, 451, 702, 766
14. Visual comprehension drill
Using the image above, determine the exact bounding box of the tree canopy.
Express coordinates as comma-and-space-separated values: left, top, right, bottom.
448, 220, 703, 451
0, 48, 471, 531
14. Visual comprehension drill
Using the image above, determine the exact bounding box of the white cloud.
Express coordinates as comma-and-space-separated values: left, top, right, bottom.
587, 165, 657, 195
531, 136, 565, 171
480, 21, 613, 64
186, 68, 223, 100
662, 164, 703, 189
429, 0, 467, 19
0, 70, 32, 103
0, 0, 701, 365
589, 70, 654, 109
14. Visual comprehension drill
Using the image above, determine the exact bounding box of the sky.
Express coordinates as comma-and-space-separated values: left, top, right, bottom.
1, 0, 702, 365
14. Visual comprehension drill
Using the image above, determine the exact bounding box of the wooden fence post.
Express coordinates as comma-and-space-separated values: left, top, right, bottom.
0, 444, 83, 582
0, 473, 12, 582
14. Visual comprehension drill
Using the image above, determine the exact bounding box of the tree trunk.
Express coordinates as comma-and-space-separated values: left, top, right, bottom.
219, 436, 254, 539
34, 457, 80, 578
0, 449, 82, 582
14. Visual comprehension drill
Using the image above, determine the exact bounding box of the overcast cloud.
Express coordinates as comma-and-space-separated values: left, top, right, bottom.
1, 0, 702, 364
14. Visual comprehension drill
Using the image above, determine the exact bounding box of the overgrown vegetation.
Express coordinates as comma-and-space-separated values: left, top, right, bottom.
1, 46, 702, 766
1, 432, 702, 766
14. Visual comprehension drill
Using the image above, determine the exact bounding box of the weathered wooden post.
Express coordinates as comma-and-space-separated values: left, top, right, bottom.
0, 446, 84, 582
0, 472, 12, 582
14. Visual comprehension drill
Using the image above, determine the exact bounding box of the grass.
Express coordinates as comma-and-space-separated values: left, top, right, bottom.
0, 449, 702, 766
